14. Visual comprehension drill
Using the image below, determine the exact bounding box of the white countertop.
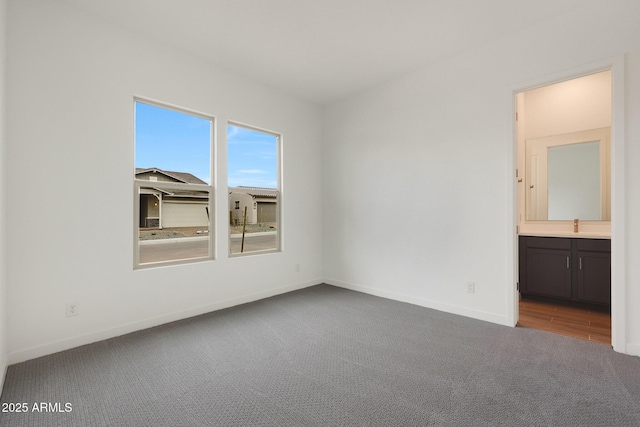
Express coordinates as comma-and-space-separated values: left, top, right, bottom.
518, 231, 610, 239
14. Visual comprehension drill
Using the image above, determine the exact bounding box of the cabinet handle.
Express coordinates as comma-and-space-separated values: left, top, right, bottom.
567, 256, 570, 269
579, 257, 583, 270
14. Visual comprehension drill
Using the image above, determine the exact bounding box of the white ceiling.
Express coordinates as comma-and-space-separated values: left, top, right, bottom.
61, 0, 596, 105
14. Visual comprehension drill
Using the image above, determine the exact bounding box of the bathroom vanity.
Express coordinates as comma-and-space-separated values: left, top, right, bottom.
518, 235, 611, 307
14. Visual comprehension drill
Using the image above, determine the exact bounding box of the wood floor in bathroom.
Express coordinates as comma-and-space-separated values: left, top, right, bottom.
518, 297, 611, 345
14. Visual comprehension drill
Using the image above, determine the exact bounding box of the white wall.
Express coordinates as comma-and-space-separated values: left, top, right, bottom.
323, 0, 640, 354
0, 0, 8, 391
5, 0, 323, 363
524, 71, 611, 139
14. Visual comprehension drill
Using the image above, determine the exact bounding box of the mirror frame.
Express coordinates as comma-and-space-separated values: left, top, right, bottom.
525, 127, 610, 222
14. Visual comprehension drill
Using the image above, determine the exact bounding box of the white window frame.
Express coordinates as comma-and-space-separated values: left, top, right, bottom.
227, 121, 282, 257
133, 98, 215, 269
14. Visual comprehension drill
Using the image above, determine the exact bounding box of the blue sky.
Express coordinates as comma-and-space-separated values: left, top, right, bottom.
227, 125, 278, 189
135, 101, 211, 183
135, 102, 278, 189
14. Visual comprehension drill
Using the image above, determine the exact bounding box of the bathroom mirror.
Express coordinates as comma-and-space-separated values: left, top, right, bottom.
525, 127, 610, 221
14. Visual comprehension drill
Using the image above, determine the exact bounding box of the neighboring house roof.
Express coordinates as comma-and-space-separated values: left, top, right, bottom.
137, 168, 209, 199
135, 167, 207, 185
231, 186, 277, 199
148, 188, 209, 199
137, 172, 275, 199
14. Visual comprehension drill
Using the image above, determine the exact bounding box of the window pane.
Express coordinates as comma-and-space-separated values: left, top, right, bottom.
139, 186, 210, 264
229, 192, 277, 255
228, 124, 279, 255
135, 101, 211, 183
134, 100, 213, 267
228, 125, 277, 189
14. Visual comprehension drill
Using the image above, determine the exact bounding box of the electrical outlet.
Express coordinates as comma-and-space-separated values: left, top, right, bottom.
295, 263, 300, 273
66, 302, 79, 317
466, 282, 475, 293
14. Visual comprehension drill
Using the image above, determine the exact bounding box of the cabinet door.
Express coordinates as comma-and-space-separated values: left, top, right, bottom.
577, 251, 611, 305
526, 248, 572, 299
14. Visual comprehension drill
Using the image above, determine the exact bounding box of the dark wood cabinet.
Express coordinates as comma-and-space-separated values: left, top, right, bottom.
519, 236, 611, 306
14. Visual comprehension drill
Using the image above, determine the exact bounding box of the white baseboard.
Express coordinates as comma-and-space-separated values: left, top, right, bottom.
8, 279, 322, 365
626, 343, 640, 358
325, 278, 508, 326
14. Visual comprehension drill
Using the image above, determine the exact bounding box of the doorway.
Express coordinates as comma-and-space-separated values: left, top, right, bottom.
509, 57, 626, 352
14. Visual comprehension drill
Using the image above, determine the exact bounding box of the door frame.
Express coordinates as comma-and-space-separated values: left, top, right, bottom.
507, 55, 626, 353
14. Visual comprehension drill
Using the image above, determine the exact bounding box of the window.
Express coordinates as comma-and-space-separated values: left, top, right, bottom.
228, 123, 280, 255
134, 99, 214, 268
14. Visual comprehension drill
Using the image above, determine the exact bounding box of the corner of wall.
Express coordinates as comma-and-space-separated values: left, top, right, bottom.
0, 0, 8, 397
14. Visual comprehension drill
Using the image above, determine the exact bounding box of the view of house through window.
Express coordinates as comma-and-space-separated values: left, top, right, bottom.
134, 100, 214, 267
228, 123, 280, 255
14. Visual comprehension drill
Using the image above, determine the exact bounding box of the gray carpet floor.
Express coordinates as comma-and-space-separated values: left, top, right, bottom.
1, 284, 639, 426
